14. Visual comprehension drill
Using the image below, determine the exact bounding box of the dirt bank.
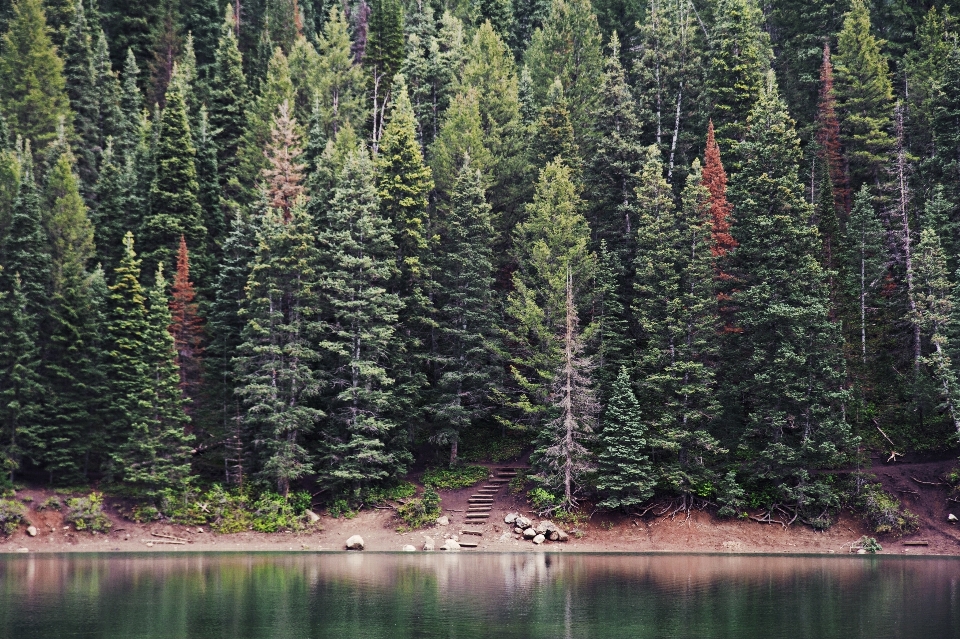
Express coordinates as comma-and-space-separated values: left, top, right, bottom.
4, 457, 960, 556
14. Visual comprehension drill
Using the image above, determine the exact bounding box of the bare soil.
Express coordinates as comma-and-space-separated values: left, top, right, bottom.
4, 456, 960, 556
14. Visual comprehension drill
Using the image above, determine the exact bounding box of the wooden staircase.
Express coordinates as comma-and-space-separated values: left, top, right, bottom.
457, 467, 525, 548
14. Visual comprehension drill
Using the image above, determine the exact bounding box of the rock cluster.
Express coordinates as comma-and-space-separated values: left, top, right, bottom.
504, 513, 569, 544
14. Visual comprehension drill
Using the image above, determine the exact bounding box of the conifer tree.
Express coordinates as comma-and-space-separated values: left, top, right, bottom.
843, 186, 885, 366
704, 0, 771, 161
528, 78, 580, 177
288, 34, 322, 126
512, 0, 549, 55
208, 5, 248, 201
364, 0, 404, 148
263, 100, 306, 220
195, 106, 223, 260
315, 147, 406, 495
168, 236, 204, 414
235, 202, 323, 497
314, 5, 366, 139
185, 0, 223, 74
0, 272, 44, 482
586, 34, 645, 258
523, 0, 602, 147
62, 0, 99, 199
92, 140, 134, 269
432, 160, 500, 465
834, 0, 894, 192
2, 150, 50, 320
727, 75, 854, 520
702, 121, 737, 293
596, 367, 655, 509
506, 159, 595, 423
815, 44, 849, 219
41, 0, 77, 50
237, 46, 294, 202
94, 30, 123, 152
99, 0, 161, 76
534, 268, 597, 512
472, 0, 515, 48
116, 49, 144, 163
141, 71, 206, 284
44, 149, 93, 289
0, 0, 71, 150
429, 88, 492, 196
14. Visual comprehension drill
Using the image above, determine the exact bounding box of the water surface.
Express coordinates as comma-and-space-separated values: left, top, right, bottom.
1, 552, 957, 638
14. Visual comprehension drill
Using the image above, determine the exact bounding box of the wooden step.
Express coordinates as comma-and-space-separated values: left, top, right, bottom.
488, 479, 509, 485
458, 541, 479, 548
469, 496, 493, 501
461, 530, 483, 536
903, 540, 929, 546
466, 514, 489, 519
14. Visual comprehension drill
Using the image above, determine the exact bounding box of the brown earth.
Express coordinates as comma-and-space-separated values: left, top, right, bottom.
3, 456, 960, 556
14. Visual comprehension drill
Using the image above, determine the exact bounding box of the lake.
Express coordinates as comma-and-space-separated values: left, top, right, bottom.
1, 552, 957, 638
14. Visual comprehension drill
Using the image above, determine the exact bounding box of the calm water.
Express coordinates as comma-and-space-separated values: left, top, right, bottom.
1, 552, 958, 638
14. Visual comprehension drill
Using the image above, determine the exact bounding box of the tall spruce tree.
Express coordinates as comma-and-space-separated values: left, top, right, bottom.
62, 0, 99, 200
315, 146, 406, 495
168, 236, 204, 416
2, 150, 50, 321
235, 202, 323, 497
208, 4, 248, 205
596, 366, 655, 509
726, 75, 855, 522
0, 0, 71, 151
314, 5, 366, 139
364, 0, 405, 148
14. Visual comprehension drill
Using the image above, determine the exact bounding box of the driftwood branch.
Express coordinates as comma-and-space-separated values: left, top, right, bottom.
152, 532, 189, 543
911, 476, 946, 487
142, 539, 186, 545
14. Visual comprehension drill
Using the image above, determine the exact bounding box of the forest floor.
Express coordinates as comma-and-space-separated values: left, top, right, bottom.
3, 454, 960, 556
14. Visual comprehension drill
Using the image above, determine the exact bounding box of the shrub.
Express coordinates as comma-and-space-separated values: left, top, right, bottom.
421, 466, 488, 490
327, 498, 356, 519
855, 483, 919, 536
397, 488, 442, 530
0, 499, 26, 535
250, 492, 307, 532
130, 504, 161, 523
36, 496, 62, 511
528, 487, 557, 514
509, 471, 529, 494
65, 493, 112, 532
854, 535, 882, 554
361, 482, 417, 505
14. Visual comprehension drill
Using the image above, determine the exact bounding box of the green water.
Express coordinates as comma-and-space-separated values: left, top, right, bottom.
0, 552, 957, 638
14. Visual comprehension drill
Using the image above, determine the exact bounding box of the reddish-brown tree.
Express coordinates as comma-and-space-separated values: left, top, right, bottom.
816, 43, 850, 217
702, 120, 740, 331
168, 235, 204, 414
263, 100, 306, 221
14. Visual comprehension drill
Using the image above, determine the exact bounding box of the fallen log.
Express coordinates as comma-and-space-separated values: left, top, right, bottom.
152, 532, 189, 543
142, 539, 186, 545
911, 476, 946, 487
903, 541, 929, 546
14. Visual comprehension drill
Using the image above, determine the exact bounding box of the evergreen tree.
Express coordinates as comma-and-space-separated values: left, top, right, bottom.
472, 0, 515, 49
288, 34, 322, 127
314, 5, 366, 139
523, 0, 602, 148
168, 236, 204, 415
365, 0, 405, 147
834, 0, 894, 192
141, 71, 207, 285
2, 150, 50, 320
512, 0, 550, 59
62, 0, 98, 200
94, 29, 123, 152
596, 367, 655, 509
528, 78, 580, 177
704, 0, 771, 161
0, 272, 43, 482
315, 146, 406, 495
842, 186, 885, 367
116, 49, 144, 163
185, 0, 223, 74
702, 121, 737, 293
432, 160, 500, 465
99, 0, 161, 76
586, 33, 645, 258
262, 100, 306, 220
235, 202, 322, 497
506, 159, 595, 424
815, 43, 849, 221
92, 139, 134, 269
195, 106, 223, 261
726, 75, 854, 522
0, 0, 71, 150
208, 4, 248, 203
429, 88, 492, 196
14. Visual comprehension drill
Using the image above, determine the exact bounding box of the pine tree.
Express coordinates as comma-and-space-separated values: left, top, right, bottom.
364, 0, 404, 148
265, 0, 304, 55
116, 49, 144, 163
596, 367, 655, 509
235, 201, 322, 497
0, 0, 71, 150
534, 268, 597, 512
432, 160, 500, 465
185, 0, 223, 75
726, 75, 854, 521
208, 4, 248, 202
472, 0, 515, 49
315, 146, 406, 495
512, 0, 549, 56
98, 0, 162, 77
702, 120, 737, 292
815, 43, 849, 219
195, 106, 223, 261
43, 148, 93, 289
263, 100, 306, 220
704, 0, 771, 161
168, 236, 204, 415
843, 186, 885, 366
528, 78, 580, 177
62, 0, 98, 200
288, 34, 321, 126
429, 88, 493, 196
506, 159, 595, 424
523, 0, 602, 148
92, 139, 134, 270
0, 272, 44, 482
237, 46, 294, 203
314, 5, 366, 139
834, 0, 894, 192
94, 29, 124, 153
2, 150, 50, 320
586, 33, 645, 258
141, 71, 207, 285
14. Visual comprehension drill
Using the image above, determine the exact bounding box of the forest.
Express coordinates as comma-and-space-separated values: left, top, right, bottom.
0, 0, 958, 528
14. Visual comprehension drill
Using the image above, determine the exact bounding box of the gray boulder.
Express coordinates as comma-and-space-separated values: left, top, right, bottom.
523, 527, 536, 539
436, 515, 450, 526
305, 510, 321, 523
441, 539, 461, 551
555, 530, 569, 542
402, 545, 417, 552
516, 516, 532, 528
532, 534, 545, 545
504, 512, 519, 524
26, 525, 37, 537
345, 535, 365, 550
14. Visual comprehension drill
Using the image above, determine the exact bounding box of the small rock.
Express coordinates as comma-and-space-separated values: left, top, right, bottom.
15, 547, 28, 553
504, 513, 518, 524
514, 526, 523, 534
436, 516, 449, 526
516, 516, 532, 528
549, 531, 560, 542
535, 521, 557, 534
555, 530, 569, 542
402, 545, 417, 552
26, 525, 37, 537
523, 528, 537, 539
949, 513, 958, 523
532, 534, 545, 545
145, 542, 154, 548
196, 528, 204, 534
441, 539, 460, 551
345, 535, 365, 550
857, 548, 867, 554
305, 510, 321, 524
423, 538, 435, 551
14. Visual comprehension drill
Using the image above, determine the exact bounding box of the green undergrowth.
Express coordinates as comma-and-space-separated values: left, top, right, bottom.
397, 488, 441, 531
459, 426, 531, 463
853, 482, 919, 536
65, 493, 112, 532
0, 499, 26, 535
421, 465, 488, 490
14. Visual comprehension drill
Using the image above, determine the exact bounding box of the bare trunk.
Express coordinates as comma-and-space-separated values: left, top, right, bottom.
563, 271, 575, 507
896, 103, 921, 371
